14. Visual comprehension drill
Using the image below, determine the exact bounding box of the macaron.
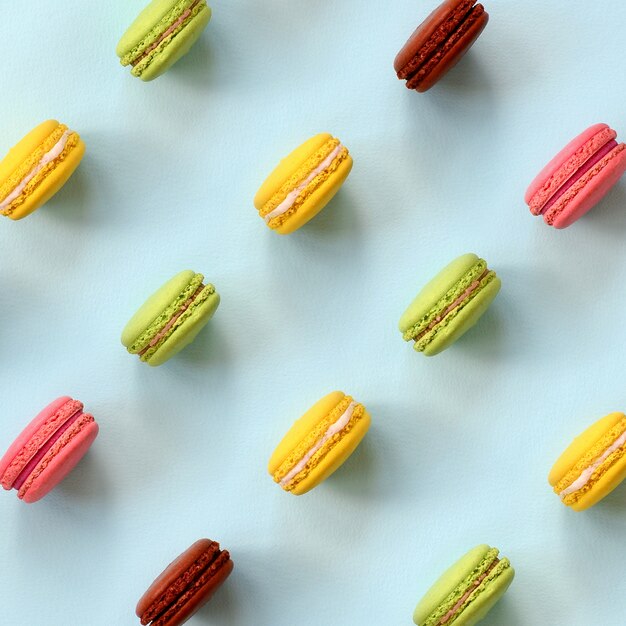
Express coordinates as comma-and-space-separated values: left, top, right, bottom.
136, 539, 233, 626
122, 270, 220, 366
399, 253, 500, 356
117, 0, 211, 81
0, 397, 99, 503
394, 0, 489, 92
549, 412, 626, 511
269, 391, 371, 495
254, 133, 353, 234
525, 123, 626, 228
413, 545, 514, 626
0, 120, 85, 220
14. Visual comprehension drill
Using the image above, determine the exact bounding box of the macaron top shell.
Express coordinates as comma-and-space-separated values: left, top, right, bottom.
549, 412, 626, 511
413, 545, 514, 626
117, 0, 211, 81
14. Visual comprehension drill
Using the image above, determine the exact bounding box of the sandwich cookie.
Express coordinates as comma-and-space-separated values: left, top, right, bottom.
394, 0, 489, 92
137, 539, 233, 626
0, 396, 99, 503
525, 123, 626, 228
254, 133, 353, 234
117, 0, 211, 81
549, 412, 626, 511
122, 270, 220, 366
413, 545, 514, 626
399, 253, 500, 356
0, 120, 85, 220
269, 391, 371, 494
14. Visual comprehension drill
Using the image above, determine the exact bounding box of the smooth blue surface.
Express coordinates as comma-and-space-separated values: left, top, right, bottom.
1, 1, 626, 624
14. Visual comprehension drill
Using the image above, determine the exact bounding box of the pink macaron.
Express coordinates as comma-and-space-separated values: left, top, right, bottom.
0, 396, 99, 503
525, 123, 626, 228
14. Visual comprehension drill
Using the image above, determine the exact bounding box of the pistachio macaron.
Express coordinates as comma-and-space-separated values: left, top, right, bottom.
122, 270, 220, 366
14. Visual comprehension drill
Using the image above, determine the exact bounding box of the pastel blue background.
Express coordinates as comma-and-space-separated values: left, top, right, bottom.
1, 1, 625, 624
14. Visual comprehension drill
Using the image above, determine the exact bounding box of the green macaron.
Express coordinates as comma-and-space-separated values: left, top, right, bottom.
116, 0, 211, 81
122, 270, 220, 366
413, 545, 515, 626
399, 253, 501, 356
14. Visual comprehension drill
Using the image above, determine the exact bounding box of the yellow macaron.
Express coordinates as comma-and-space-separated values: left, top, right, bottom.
0, 120, 85, 220
268, 391, 371, 495
254, 133, 353, 234
549, 412, 626, 511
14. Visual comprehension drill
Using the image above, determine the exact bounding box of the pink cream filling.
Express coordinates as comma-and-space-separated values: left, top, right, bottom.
438, 559, 500, 625
139, 286, 205, 356
12, 408, 84, 490
132, 0, 201, 66
540, 139, 618, 215
414, 270, 489, 343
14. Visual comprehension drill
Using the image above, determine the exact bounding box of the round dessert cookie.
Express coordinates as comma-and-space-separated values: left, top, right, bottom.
394, 0, 489, 92
0, 120, 85, 220
117, 0, 212, 81
269, 391, 371, 495
399, 253, 501, 356
525, 123, 626, 228
549, 412, 626, 511
121, 270, 220, 366
254, 133, 353, 234
0, 396, 99, 503
413, 545, 515, 626
136, 539, 233, 626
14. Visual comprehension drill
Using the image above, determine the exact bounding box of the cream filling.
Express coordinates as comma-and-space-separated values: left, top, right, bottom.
559, 429, 626, 499
0, 130, 72, 209
264, 143, 345, 223
279, 401, 356, 487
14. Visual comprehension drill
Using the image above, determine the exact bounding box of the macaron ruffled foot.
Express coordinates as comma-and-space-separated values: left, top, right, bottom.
413, 545, 514, 626
254, 133, 353, 234
0, 120, 85, 220
136, 539, 233, 626
269, 391, 371, 494
117, 0, 212, 81
399, 253, 501, 356
122, 270, 220, 366
549, 412, 626, 511
0, 396, 99, 503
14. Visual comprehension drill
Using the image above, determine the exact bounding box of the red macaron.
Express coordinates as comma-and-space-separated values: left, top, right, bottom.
136, 539, 233, 626
394, 0, 489, 92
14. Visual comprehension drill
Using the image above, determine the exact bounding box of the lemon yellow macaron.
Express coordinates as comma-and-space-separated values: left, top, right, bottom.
269, 391, 371, 495
254, 133, 353, 234
549, 412, 626, 511
0, 120, 85, 220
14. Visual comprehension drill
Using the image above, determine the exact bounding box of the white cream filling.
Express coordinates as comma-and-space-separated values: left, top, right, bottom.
0, 130, 72, 210
279, 401, 356, 487
264, 143, 345, 223
559, 429, 626, 499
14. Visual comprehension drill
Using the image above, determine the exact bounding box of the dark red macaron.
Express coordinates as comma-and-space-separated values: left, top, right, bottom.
136, 539, 233, 626
394, 0, 489, 92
